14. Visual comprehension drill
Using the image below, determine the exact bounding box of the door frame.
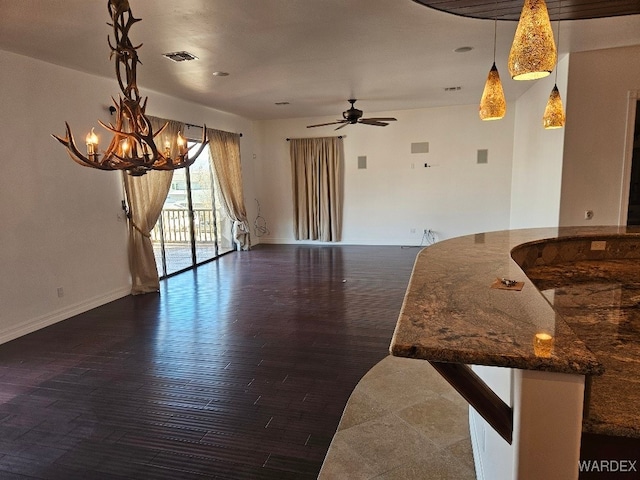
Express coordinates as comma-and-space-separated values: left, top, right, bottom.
618, 90, 639, 226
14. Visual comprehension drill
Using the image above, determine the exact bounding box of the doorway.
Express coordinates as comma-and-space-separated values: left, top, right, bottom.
626, 100, 640, 225
151, 141, 234, 278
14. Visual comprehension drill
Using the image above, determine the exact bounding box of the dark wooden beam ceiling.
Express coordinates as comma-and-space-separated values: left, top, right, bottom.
412, 0, 640, 21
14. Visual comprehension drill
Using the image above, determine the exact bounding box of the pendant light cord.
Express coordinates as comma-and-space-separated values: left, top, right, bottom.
493, 19, 498, 62
554, 1, 561, 83
493, 0, 498, 63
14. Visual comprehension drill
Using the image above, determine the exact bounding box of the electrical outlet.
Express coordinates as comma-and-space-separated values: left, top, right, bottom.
585, 210, 594, 220
57, 287, 64, 298
410, 228, 416, 234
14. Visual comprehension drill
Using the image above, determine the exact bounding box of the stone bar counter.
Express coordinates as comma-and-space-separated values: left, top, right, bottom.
390, 226, 640, 480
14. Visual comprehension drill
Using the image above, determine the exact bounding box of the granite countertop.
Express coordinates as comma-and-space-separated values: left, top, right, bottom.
390, 226, 640, 376
390, 226, 640, 438
525, 259, 640, 438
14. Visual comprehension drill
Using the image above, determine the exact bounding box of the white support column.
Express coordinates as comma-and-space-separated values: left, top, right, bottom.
512, 369, 585, 480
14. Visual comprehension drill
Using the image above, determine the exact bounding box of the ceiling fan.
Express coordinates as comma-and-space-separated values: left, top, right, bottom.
307, 99, 397, 130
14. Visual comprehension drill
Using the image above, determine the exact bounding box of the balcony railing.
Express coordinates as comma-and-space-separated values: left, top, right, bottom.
151, 208, 217, 244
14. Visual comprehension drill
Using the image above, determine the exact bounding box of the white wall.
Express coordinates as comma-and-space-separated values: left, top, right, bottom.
6, 42, 638, 344
470, 366, 514, 480
0, 49, 256, 344
559, 45, 640, 226
255, 104, 515, 245
510, 55, 569, 229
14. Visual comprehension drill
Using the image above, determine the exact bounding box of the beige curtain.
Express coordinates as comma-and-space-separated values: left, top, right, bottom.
123, 117, 184, 294
289, 137, 344, 241
206, 128, 250, 250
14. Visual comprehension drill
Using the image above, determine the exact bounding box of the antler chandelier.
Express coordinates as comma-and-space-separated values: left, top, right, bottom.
52, 0, 208, 176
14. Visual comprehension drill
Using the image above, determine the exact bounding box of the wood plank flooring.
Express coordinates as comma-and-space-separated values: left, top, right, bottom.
0, 245, 418, 479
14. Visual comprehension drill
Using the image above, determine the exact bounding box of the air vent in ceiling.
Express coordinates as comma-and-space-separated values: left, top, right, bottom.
163, 51, 198, 62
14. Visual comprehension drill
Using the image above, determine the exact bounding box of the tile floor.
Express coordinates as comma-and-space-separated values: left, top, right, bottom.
320, 355, 477, 479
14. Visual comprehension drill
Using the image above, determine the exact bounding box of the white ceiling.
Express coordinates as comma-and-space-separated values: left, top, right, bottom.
1, 0, 639, 120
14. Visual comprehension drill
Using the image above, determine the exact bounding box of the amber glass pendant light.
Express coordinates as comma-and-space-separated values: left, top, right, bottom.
480, 19, 506, 120
508, 0, 557, 80
543, 3, 565, 129
543, 85, 565, 128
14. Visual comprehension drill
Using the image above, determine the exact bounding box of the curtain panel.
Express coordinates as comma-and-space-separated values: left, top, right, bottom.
206, 128, 250, 250
123, 116, 183, 294
289, 137, 344, 242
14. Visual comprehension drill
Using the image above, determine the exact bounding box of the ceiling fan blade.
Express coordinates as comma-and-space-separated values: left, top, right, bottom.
307, 120, 346, 128
361, 117, 397, 122
358, 119, 389, 127
334, 122, 350, 130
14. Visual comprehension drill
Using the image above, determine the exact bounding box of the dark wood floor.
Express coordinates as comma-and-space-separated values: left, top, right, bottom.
0, 244, 418, 479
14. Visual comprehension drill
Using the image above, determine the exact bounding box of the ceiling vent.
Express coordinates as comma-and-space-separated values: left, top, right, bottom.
163, 51, 198, 62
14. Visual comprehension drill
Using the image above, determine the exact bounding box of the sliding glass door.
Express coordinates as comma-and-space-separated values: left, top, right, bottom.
151, 142, 233, 278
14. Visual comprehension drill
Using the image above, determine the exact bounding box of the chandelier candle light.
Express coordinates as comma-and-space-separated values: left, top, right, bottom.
52, 0, 208, 176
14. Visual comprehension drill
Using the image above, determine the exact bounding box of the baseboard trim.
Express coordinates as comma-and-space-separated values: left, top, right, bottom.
252, 237, 424, 246
0, 286, 131, 346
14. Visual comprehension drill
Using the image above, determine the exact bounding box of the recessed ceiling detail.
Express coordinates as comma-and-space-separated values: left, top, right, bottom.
162, 51, 198, 62
411, 0, 640, 21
